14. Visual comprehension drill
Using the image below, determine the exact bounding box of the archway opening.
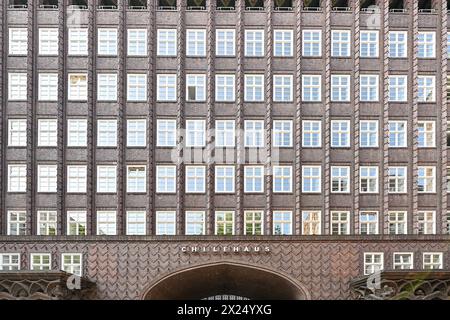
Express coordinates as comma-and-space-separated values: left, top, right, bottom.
143, 262, 308, 300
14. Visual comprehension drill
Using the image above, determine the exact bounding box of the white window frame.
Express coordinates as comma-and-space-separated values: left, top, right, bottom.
360, 166, 379, 193
67, 211, 87, 236
388, 166, 407, 194
7, 211, 27, 235
157, 74, 177, 102
244, 165, 264, 193
96, 165, 117, 193
215, 74, 235, 102
67, 119, 87, 147
68, 73, 88, 101
273, 211, 293, 235
157, 29, 177, 56
331, 75, 350, 102
186, 29, 206, 57
185, 211, 206, 235
363, 253, 384, 275
67, 165, 87, 193
96, 211, 117, 236
244, 211, 264, 235
389, 31, 407, 58
302, 211, 322, 235
8, 73, 27, 101
418, 121, 436, 148
126, 211, 146, 236
127, 165, 147, 193
156, 165, 176, 193
302, 120, 322, 148
302, 166, 322, 193
30, 253, 51, 271
330, 120, 350, 148
215, 211, 235, 236
37, 210, 57, 236
61, 253, 83, 276
273, 165, 293, 193
418, 166, 436, 193
418, 31, 436, 58
302, 75, 322, 102
274, 29, 293, 57
39, 28, 59, 56
9, 28, 27, 55
0, 253, 20, 271
37, 165, 57, 193
418, 76, 436, 102
97, 28, 118, 56
245, 30, 264, 57
8, 164, 27, 192
97, 73, 118, 101
360, 120, 379, 148
185, 166, 206, 194
302, 29, 322, 57
127, 74, 147, 102
273, 75, 293, 102
127, 29, 148, 56
388, 211, 407, 235
388, 121, 407, 148
97, 119, 117, 147
186, 119, 206, 147
38, 73, 58, 101
244, 120, 264, 148
331, 166, 350, 193
360, 30, 379, 58
418, 211, 436, 235
331, 30, 351, 57
216, 29, 235, 57
330, 211, 350, 235
127, 119, 147, 147
156, 211, 176, 235
8, 119, 27, 147
389, 75, 407, 102
215, 165, 235, 193
423, 252, 443, 270
360, 75, 379, 102
186, 74, 206, 102
244, 74, 264, 102
68, 28, 88, 56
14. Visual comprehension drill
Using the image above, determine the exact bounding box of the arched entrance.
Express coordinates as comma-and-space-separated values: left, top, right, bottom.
142, 262, 309, 300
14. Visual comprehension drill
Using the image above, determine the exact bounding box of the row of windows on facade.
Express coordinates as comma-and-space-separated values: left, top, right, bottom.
7, 28, 449, 59
5, 72, 442, 103
4, 210, 450, 237
4, 163, 449, 194
0, 251, 444, 278
6, 118, 449, 149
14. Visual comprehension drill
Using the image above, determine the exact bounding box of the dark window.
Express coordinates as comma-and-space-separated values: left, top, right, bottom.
40, 0, 58, 9
332, 0, 348, 7
274, 0, 293, 11
69, 0, 88, 8
303, 0, 321, 9
187, 0, 206, 10
360, 0, 376, 9
217, 0, 235, 10
389, 0, 404, 10
418, 0, 432, 10
9, 0, 28, 8
447, 121, 450, 147
98, 0, 118, 9
245, 0, 264, 10
158, 0, 177, 10
128, 0, 147, 9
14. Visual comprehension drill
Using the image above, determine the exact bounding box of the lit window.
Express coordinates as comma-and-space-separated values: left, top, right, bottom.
389, 75, 407, 102
215, 211, 235, 235
388, 167, 407, 193
331, 120, 350, 148
67, 211, 87, 236
30, 254, 51, 271
331, 75, 350, 102
68, 28, 88, 56
37, 211, 57, 236
360, 75, 379, 101
389, 31, 407, 58
97, 119, 117, 147
39, 28, 59, 56
67, 119, 87, 147
186, 120, 205, 147
273, 211, 292, 235
185, 166, 206, 193
360, 31, 379, 57
302, 166, 321, 193
331, 166, 350, 193
302, 30, 322, 57
418, 211, 436, 235
215, 75, 235, 102
393, 253, 413, 270
157, 74, 177, 101
273, 75, 293, 102
331, 30, 350, 57
418, 121, 435, 147
331, 211, 350, 235
274, 30, 293, 57
302, 211, 321, 235
7, 211, 26, 235
156, 165, 176, 193
245, 30, 264, 57
186, 74, 206, 101
38, 165, 57, 193
97, 165, 117, 193
68, 74, 88, 101
9, 28, 27, 55
360, 120, 378, 148
8, 73, 27, 101
0, 254, 20, 271
127, 29, 147, 56
126, 211, 146, 235
127, 119, 147, 147
67, 165, 87, 193
8, 119, 27, 147
97, 28, 117, 55
418, 166, 436, 193
185, 211, 205, 235
273, 165, 292, 193
8, 164, 27, 192
244, 120, 264, 147
215, 166, 235, 193
38, 73, 58, 101
97, 73, 118, 101
360, 166, 379, 193
244, 74, 264, 102
35, 105, 53, 144
97, 211, 117, 235
418, 32, 436, 58
156, 211, 176, 235
244, 211, 263, 235
360, 211, 378, 235
244, 165, 264, 193
418, 76, 435, 102
186, 29, 206, 56
388, 211, 407, 235
216, 29, 235, 56
157, 29, 177, 56
127, 165, 146, 193
127, 74, 147, 101
302, 120, 321, 148
423, 253, 443, 270
389, 121, 407, 147
61, 253, 83, 276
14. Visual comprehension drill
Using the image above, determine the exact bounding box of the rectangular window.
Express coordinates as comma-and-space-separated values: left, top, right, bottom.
364, 252, 384, 275
68, 74, 88, 101
360, 31, 379, 57
244, 211, 263, 235
67, 165, 87, 193
244, 120, 264, 147
418, 166, 436, 193
331, 75, 350, 102
302, 166, 321, 193
38, 119, 58, 147
186, 29, 206, 56
273, 165, 292, 193
156, 165, 176, 193
7, 211, 26, 235
418, 121, 435, 147
388, 211, 407, 235
8, 164, 27, 192
127, 165, 146, 193
360, 166, 379, 193
274, 30, 293, 57
0, 254, 20, 271
273, 120, 293, 148
30, 254, 51, 271
127, 119, 147, 147
302, 211, 321, 235
244, 165, 264, 193
215, 166, 235, 193
244, 74, 264, 102
360, 212, 379, 235
156, 211, 176, 235
128, 29, 147, 56
448, 32, 450, 58
331, 166, 350, 193
97, 119, 117, 147
331, 211, 350, 235
273, 75, 293, 102
389, 121, 407, 147
61, 254, 82, 276
302, 120, 321, 148
97, 211, 117, 235
186, 120, 205, 147
157, 29, 177, 56
447, 167, 450, 194
67, 211, 87, 236
216, 29, 235, 56
8, 119, 27, 147
331, 120, 350, 148
8, 73, 27, 101
38, 165, 57, 193
67, 119, 87, 147
302, 30, 322, 57
331, 30, 350, 57
97, 165, 117, 193
157, 74, 177, 101
38, 73, 58, 101
245, 30, 264, 57
273, 211, 292, 235
418, 76, 436, 102
388, 167, 407, 193
127, 74, 147, 101
302, 75, 321, 102
423, 253, 443, 270
98, 28, 117, 56
360, 75, 379, 101
389, 75, 407, 102
360, 120, 378, 147
215, 211, 235, 235
418, 211, 436, 235
389, 31, 407, 58
185, 166, 206, 193
126, 211, 146, 236
68, 28, 88, 56
156, 119, 176, 147
446, 212, 450, 234
215, 75, 235, 102
37, 211, 57, 235
39, 28, 58, 56
215, 120, 235, 147
9, 28, 27, 55
393, 253, 413, 270
97, 74, 118, 101
418, 32, 436, 58
185, 211, 206, 235
186, 74, 206, 101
